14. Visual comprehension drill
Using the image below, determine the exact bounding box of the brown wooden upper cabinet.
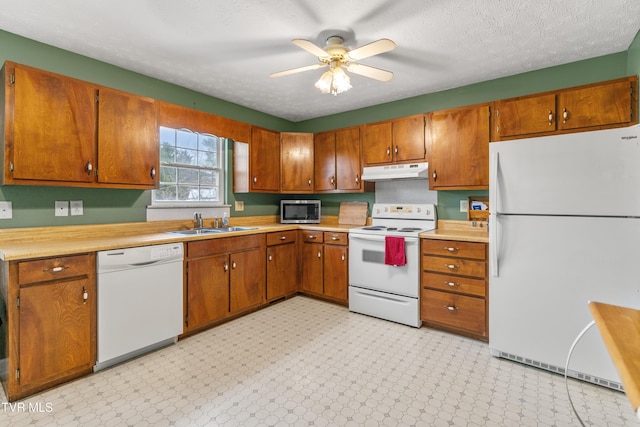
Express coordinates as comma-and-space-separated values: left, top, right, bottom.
428, 104, 491, 190
249, 126, 280, 192
314, 126, 364, 192
1, 61, 159, 189
362, 114, 426, 166
492, 76, 638, 140
281, 132, 314, 193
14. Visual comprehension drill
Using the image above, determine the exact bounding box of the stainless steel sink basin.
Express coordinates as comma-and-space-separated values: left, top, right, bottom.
167, 226, 257, 236
167, 228, 223, 235
215, 226, 257, 232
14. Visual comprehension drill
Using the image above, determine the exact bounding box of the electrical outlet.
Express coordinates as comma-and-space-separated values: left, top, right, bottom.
0, 201, 12, 219
70, 200, 84, 216
55, 201, 69, 217
460, 200, 469, 212
235, 201, 244, 211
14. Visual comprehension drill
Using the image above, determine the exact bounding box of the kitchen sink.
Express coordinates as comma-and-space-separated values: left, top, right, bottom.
167, 228, 223, 235
215, 226, 257, 232
166, 226, 257, 236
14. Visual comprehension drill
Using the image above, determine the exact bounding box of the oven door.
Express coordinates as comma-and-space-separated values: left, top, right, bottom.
348, 233, 420, 298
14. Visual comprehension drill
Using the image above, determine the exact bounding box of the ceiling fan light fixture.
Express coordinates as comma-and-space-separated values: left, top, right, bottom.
315, 64, 352, 96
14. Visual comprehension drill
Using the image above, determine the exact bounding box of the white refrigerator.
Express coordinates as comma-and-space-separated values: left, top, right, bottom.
489, 124, 640, 388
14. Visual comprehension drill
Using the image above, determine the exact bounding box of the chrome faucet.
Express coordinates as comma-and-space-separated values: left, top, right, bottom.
194, 212, 203, 229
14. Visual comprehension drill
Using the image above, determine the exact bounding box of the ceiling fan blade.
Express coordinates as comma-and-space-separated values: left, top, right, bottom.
292, 39, 330, 58
269, 63, 326, 78
345, 39, 396, 61
346, 63, 394, 82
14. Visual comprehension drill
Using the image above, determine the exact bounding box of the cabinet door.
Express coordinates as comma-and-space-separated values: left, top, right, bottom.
558, 80, 633, 130
494, 94, 556, 138
250, 127, 280, 192
323, 244, 348, 302
429, 104, 490, 190
335, 127, 362, 191
314, 131, 336, 192
97, 87, 159, 187
186, 255, 229, 331
230, 248, 265, 313
300, 243, 323, 295
363, 121, 393, 165
393, 115, 426, 163
266, 242, 298, 301
11, 64, 96, 183
281, 132, 314, 193
19, 277, 94, 388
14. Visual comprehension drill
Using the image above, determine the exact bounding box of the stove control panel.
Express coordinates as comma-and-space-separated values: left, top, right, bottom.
372, 203, 436, 220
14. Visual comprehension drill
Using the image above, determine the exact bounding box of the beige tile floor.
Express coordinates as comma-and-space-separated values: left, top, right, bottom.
1, 296, 636, 426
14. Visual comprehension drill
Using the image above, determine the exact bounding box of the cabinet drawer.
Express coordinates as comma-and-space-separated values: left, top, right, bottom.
266, 230, 297, 246
302, 230, 324, 243
422, 272, 485, 297
422, 239, 486, 260
422, 255, 485, 278
324, 232, 348, 246
421, 289, 486, 335
187, 234, 264, 258
18, 254, 93, 285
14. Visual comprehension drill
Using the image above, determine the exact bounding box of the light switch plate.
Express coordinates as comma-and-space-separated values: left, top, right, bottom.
460, 200, 469, 212
235, 201, 244, 211
55, 201, 69, 216
70, 200, 84, 216
0, 201, 12, 219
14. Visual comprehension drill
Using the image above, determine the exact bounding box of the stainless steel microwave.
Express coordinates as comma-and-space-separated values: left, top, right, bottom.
280, 200, 321, 224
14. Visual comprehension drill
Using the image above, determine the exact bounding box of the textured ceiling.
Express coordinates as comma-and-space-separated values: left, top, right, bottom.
0, 0, 638, 122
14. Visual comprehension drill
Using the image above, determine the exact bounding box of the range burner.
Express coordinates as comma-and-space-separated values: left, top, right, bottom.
362, 226, 386, 230
397, 227, 424, 232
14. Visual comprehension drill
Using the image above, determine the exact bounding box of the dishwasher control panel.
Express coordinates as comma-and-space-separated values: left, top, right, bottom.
151, 244, 183, 260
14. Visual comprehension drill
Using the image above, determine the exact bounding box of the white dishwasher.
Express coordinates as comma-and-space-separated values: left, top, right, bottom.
95, 243, 184, 371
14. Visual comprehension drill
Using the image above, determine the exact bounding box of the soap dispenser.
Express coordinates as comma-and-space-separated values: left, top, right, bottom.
222, 212, 229, 228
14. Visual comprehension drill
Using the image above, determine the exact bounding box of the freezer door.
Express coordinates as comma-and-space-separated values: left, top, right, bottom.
490, 125, 640, 216
489, 214, 640, 384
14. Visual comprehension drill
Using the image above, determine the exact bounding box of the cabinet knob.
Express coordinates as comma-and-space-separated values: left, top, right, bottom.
308, 178, 312, 187
280, 236, 287, 241
331, 236, 339, 241
444, 305, 459, 311
307, 235, 317, 240
562, 108, 568, 123
548, 110, 554, 125
82, 286, 88, 304
394, 146, 398, 155
268, 254, 273, 262
317, 251, 321, 258
44, 265, 68, 273
86, 160, 93, 176
432, 170, 437, 181
232, 261, 237, 269
330, 176, 335, 186
445, 281, 459, 288
444, 247, 459, 253
386, 147, 391, 157
253, 176, 257, 183
445, 264, 458, 270
341, 254, 345, 262
355, 175, 359, 185
224, 262, 229, 271
150, 166, 156, 179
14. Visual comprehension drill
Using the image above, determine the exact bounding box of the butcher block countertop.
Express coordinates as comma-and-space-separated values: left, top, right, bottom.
420, 220, 489, 243
589, 301, 640, 421
0, 216, 356, 261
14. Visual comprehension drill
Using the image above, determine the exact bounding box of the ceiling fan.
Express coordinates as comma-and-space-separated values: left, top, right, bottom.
270, 35, 396, 95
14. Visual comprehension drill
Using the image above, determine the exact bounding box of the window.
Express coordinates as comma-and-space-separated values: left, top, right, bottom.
153, 126, 225, 205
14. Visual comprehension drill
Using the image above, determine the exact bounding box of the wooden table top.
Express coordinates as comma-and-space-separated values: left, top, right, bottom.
589, 301, 640, 421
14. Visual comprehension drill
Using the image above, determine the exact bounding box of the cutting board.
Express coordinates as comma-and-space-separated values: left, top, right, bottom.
338, 202, 368, 225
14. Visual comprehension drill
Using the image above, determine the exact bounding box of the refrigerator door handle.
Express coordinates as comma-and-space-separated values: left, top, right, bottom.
489, 151, 499, 277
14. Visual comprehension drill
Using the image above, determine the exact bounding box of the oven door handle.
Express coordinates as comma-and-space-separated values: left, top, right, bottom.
349, 234, 419, 244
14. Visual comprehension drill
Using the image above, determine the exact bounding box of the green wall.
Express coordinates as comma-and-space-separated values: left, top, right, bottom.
0, 28, 638, 227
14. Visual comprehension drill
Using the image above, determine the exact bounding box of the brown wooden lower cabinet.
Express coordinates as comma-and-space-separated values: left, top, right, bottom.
184, 234, 265, 334
266, 230, 298, 301
3, 253, 96, 401
299, 230, 348, 305
420, 239, 488, 341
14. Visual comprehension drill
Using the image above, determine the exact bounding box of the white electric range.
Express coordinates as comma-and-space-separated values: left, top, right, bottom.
348, 203, 437, 327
